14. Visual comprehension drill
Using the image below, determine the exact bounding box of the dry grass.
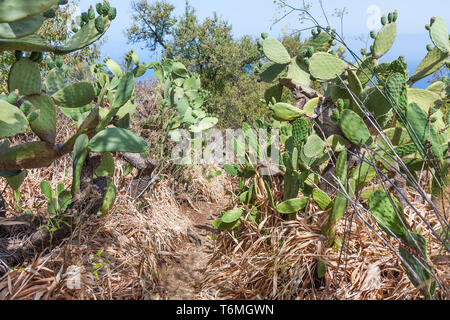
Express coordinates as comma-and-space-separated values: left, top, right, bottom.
198, 179, 449, 300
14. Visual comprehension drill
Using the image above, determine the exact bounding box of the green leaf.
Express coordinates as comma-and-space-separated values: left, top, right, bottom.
221, 208, 243, 223
88, 128, 147, 153
276, 198, 308, 214
40, 180, 52, 200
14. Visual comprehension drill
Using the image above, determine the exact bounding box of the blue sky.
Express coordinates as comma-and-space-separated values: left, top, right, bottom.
78, 0, 449, 87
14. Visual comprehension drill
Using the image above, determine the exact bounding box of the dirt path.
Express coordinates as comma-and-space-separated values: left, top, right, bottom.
158, 201, 226, 299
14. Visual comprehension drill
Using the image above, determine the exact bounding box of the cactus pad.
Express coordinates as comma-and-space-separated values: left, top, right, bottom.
368, 190, 407, 238
284, 57, 311, 86
312, 188, 332, 210
373, 22, 397, 59
0, 0, 58, 23
258, 61, 288, 83
262, 38, 291, 65
53, 82, 95, 108
25, 94, 56, 144
88, 128, 147, 153
428, 16, 449, 53
309, 52, 347, 81
303, 135, 325, 158
0, 15, 44, 39
44, 67, 68, 95
292, 117, 309, 145
407, 88, 443, 112
0, 100, 29, 138
339, 109, 373, 147
410, 47, 448, 83
270, 102, 305, 121
8, 58, 42, 95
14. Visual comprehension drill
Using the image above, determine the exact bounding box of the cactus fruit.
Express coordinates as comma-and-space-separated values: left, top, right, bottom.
95, 16, 105, 33
108, 7, 117, 20
427, 16, 449, 53
426, 44, 433, 52
26, 111, 39, 122
262, 38, 291, 65
270, 102, 305, 121
339, 109, 373, 147
261, 32, 268, 40
370, 30, 377, 39
276, 197, 308, 214
381, 15, 387, 26
308, 52, 347, 80
393, 10, 398, 22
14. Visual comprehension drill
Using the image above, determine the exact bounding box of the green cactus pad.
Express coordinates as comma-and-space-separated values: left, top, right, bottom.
407, 88, 443, 112
326, 135, 350, 152
303, 135, 325, 158
309, 52, 347, 80
105, 58, 122, 77
25, 94, 56, 144
53, 82, 95, 108
410, 47, 448, 83
258, 61, 288, 83
347, 70, 363, 95
57, 15, 110, 54
292, 117, 309, 146
262, 38, 291, 65
312, 188, 332, 210
339, 109, 373, 147
0, 100, 29, 138
0, 141, 58, 171
71, 134, 88, 195
386, 72, 407, 108
394, 143, 418, 157
301, 32, 333, 52
113, 72, 135, 108
368, 190, 408, 238
303, 97, 319, 117
373, 22, 397, 59
0, 15, 44, 39
406, 103, 441, 158
428, 16, 449, 53
264, 83, 283, 103
44, 67, 67, 95
270, 102, 305, 121
382, 127, 412, 146
0, 0, 58, 23
8, 58, 42, 95
95, 152, 115, 177
284, 57, 311, 86
276, 197, 308, 214
99, 179, 117, 217
88, 128, 147, 153
6, 169, 28, 190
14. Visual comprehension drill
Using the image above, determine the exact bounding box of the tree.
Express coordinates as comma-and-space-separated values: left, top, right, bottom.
126, 0, 267, 128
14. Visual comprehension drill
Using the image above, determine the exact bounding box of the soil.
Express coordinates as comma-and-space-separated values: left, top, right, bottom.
157, 200, 227, 300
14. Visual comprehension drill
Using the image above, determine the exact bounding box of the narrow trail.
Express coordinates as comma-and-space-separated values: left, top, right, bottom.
158, 200, 227, 300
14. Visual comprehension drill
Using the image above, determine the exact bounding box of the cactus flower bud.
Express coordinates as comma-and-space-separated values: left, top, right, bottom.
360, 48, 366, 55
430, 17, 436, 25
426, 44, 433, 52
388, 12, 393, 23
381, 15, 387, 26
96, 3, 103, 15
108, 7, 117, 20
261, 32, 268, 40
370, 30, 377, 39
7, 91, 19, 104
425, 24, 430, 31
88, 6, 95, 19
393, 10, 398, 22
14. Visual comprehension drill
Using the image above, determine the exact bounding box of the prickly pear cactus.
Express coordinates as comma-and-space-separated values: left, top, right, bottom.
0, 2, 148, 218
